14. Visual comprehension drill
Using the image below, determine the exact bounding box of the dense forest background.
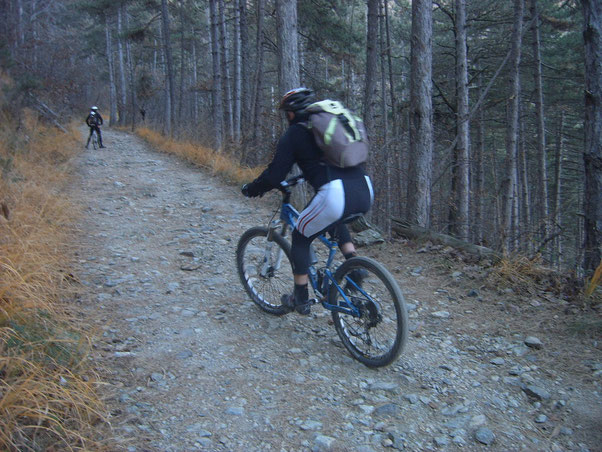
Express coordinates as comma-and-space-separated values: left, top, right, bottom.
1, 0, 600, 277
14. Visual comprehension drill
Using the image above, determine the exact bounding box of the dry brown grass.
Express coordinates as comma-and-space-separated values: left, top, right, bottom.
585, 261, 602, 299
136, 127, 262, 184
486, 254, 581, 299
1, 104, 109, 450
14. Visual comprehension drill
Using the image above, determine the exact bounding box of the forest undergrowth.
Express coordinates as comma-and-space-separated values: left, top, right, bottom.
0, 75, 109, 450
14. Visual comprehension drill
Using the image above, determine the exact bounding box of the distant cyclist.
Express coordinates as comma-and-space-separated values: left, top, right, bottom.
85, 106, 105, 149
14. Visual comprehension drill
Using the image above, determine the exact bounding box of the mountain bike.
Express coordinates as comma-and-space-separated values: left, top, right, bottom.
236, 176, 408, 367
89, 128, 99, 150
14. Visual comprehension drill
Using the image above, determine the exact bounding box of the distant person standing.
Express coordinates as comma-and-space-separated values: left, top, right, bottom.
85, 106, 105, 148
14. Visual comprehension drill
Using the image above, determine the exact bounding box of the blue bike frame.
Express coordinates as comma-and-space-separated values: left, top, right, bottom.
277, 195, 362, 318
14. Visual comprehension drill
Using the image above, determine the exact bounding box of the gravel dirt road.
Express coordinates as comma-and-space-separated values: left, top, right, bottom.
71, 128, 601, 452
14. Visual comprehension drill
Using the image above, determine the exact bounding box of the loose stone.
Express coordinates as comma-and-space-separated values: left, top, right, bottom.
523, 385, 551, 401
313, 435, 336, 451
524, 336, 543, 349
431, 311, 450, 319
475, 427, 495, 445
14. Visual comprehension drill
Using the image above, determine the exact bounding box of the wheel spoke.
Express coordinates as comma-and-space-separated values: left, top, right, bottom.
331, 257, 407, 367
237, 228, 293, 316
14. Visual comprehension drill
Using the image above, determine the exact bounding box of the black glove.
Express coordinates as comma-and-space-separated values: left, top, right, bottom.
241, 182, 263, 198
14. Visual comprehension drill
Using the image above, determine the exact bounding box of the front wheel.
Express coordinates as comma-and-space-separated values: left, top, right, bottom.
236, 227, 294, 316
330, 257, 408, 367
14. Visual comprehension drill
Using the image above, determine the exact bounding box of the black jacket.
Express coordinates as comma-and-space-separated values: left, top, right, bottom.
86, 112, 103, 127
250, 117, 367, 196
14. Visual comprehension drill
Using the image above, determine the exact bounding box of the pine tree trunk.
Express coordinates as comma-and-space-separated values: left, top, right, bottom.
449, 0, 470, 241
159, 24, 171, 136
473, 93, 485, 244
276, 0, 300, 94
384, 0, 398, 139
531, 0, 550, 248
582, 0, 602, 273
379, 1, 391, 237
233, 0, 242, 143
239, 0, 250, 141
161, 0, 175, 136
407, 0, 433, 228
512, 162, 521, 251
104, 13, 118, 127
519, 121, 531, 253
209, 0, 224, 150
363, 0, 378, 138
192, 39, 199, 123
178, 0, 186, 128
501, 0, 524, 252
553, 111, 564, 269
124, 9, 136, 131
219, 0, 233, 141
117, 5, 127, 125
251, 0, 265, 156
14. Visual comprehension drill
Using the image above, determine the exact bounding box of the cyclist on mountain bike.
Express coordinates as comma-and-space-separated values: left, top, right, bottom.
85, 106, 105, 149
242, 88, 373, 315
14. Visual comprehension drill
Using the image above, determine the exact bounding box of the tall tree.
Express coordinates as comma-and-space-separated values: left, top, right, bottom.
239, 0, 250, 140
117, 3, 127, 125
500, 0, 524, 251
178, 0, 186, 126
233, 0, 242, 142
104, 12, 118, 126
449, 0, 470, 240
276, 0, 300, 94
209, 0, 224, 149
407, 0, 434, 227
582, 0, 602, 273
552, 111, 564, 268
530, 0, 550, 246
473, 80, 485, 245
160, 0, 175, 136
363, 0, 378, 138
251, 0, 265, 153
219, 0, 233, 140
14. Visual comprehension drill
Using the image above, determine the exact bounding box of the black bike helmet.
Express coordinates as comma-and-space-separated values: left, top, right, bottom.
279, 87, 314, 112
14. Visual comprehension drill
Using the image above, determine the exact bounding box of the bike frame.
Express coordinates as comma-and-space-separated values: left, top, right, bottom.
270, 180, 363, 318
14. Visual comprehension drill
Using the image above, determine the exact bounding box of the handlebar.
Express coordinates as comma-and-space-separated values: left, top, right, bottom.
278, 175, 305, 204
279, 175, 305, 192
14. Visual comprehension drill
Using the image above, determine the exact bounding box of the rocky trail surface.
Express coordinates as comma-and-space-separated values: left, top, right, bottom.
71, 129, 601, 452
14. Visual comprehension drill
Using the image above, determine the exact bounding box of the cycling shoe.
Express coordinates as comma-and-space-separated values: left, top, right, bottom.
281, 294, 310, 316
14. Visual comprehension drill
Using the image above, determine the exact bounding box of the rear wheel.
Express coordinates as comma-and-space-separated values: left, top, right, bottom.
330, 257, 408, 367
236, 227, 293, 316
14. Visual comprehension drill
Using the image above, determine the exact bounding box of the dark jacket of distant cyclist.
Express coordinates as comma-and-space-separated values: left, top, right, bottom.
85, 110, 104, 148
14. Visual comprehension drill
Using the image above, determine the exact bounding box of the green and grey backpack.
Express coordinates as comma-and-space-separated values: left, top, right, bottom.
303, 100, 369, 168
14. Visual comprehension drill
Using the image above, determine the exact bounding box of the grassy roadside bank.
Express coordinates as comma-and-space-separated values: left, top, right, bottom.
135, 127, 262, 185
1, 99, 108, 449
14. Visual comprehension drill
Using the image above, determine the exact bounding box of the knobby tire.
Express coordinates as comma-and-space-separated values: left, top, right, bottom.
330, 256, 408, 367
236, 227, 293, 316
